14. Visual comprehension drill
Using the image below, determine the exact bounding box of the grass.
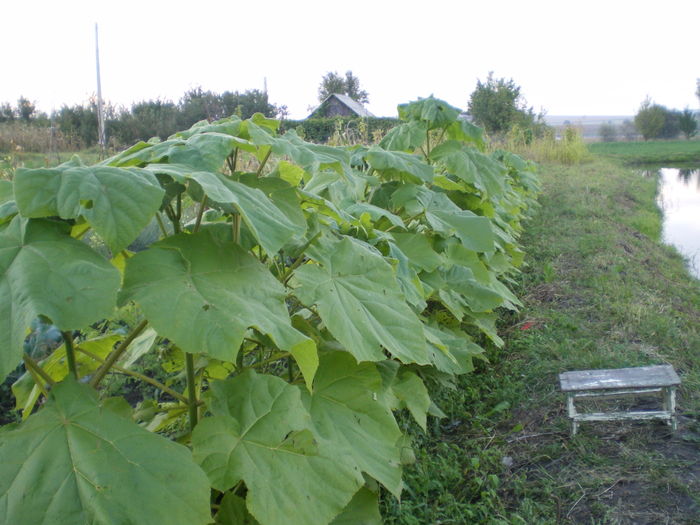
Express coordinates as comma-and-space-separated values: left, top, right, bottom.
383, 157, 700, 524
589, 139, 700, 164
0, 148, 106, 179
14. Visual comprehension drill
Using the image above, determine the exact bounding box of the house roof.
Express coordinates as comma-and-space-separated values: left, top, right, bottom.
308, 93, 375, 118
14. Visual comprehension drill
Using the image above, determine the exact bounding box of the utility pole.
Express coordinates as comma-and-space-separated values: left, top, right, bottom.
95, 23, 106, 158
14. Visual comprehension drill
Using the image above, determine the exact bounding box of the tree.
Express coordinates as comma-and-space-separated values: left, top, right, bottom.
317, 70, 369, 104
679, 108, 698, 140
220, 89, 281, 120
343, 71, 369, 104
634, 98, 665, 140
598, 122, 617, 142
17, 97, 36, 122
0, 102, 14, 123
620, 120, 637, 141
467, 72, 536, 135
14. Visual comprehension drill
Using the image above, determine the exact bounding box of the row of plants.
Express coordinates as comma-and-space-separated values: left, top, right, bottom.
0, 97, 539, 524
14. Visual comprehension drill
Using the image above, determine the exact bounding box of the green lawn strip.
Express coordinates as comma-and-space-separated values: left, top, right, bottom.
589, 139, 700, 165
383, 157, 700, 524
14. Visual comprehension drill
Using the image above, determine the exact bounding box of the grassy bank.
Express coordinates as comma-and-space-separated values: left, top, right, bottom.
384, 158, 700, 524
589, 140, 700, 165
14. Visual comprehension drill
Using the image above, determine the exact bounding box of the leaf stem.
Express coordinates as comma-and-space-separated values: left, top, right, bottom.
281, 231, 321, 284
232, 213, 241, 244
155, 212, 168, 238
22, 354, 55, 387
185, 352, 199, 431
89, 320, 149, 388
75, 346, 195, 405
256, 149, 272, 176
249, 351, 291, 369
194, 195, 208, 233
62, 331, 78, 379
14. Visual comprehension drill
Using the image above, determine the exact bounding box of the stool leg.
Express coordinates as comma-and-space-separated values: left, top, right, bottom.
567, 393, 578, 436
666, 387, 677, 432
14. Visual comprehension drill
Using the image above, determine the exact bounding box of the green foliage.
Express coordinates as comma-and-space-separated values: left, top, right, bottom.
318, 70, 369, 103
679, 108, 698, 139
633, 98, 681, 140
0, 89, 285, 153
506, 126, 590, 165
468, 73, 541, 136
0, 98, 539, 525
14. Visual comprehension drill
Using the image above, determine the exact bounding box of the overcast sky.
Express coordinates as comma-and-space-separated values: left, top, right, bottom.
2, 0, 698, 119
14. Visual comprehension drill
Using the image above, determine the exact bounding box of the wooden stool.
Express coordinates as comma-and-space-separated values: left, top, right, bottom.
559, 365, 681, 435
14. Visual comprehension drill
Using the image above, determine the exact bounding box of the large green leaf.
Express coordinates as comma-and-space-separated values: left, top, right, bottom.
119, 230, 317, 386
442, 265, 506, 312
330, 487, 382, 525
216, 493, 260, 524
243, 124, 350, 176
397, 97, 461, 130
365, 146, 434, 184
378, 121, 427, 152
146, 165, 304, 255
393, 186, 495, 252
430, 141, 506, 197
14, 165, 165, 253
303, 352, 404, 496
294, 236, 429, 365
0, 217, 120, 381
446, 118, 485, 148
424, 323, 483, 375
173, 116, 243, 139
0, 378, 212, 525
192, 371, 363, 525
389, 232, 443, 272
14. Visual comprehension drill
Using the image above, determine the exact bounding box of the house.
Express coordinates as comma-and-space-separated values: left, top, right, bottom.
307, 93, 375, 119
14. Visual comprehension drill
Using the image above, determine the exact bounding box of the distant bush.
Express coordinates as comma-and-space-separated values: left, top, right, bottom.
599, 122, 617, 142
506, 126, 589, 165
634, 98, 681, 140
678, 108, 698, 140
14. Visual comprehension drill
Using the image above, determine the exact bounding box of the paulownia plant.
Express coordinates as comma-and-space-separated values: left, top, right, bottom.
0, 97, 538, 524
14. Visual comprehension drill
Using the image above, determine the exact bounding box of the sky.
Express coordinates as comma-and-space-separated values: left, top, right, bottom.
2, 0, 698, 120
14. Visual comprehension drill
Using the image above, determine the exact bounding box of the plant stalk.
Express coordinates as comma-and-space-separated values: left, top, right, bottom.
185, 352, 199, 431
155, 212, 168, 238
89, 320, 149, 388
75, 347, 196, 405
23, 354, 55, 387
194, 195, 208, 233
281, 231, 321, 284
62, 331, 78, 379
232, 213, 241, 244
256, 149, 272, 176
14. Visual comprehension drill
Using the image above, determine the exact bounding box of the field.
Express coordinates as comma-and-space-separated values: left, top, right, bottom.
385, 156, 700, 524
589, 139, 700, 164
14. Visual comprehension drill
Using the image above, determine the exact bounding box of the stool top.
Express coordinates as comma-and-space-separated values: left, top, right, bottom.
559, 365, 681, 392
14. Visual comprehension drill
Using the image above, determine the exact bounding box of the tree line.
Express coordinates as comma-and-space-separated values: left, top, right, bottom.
0, 88, 285, 150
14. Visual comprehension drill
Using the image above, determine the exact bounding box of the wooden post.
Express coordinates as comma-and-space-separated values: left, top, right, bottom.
95, 23, 106, 158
